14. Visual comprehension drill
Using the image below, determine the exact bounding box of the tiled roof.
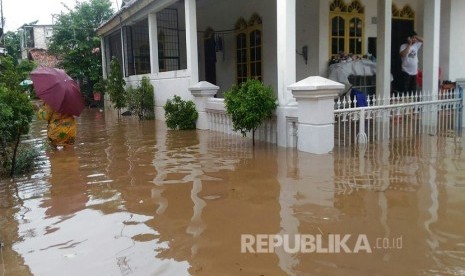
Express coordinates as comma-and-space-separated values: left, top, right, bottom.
28, 48, 61, 67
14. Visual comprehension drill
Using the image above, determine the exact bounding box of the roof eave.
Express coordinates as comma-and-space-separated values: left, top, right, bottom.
97, 0, 154, 36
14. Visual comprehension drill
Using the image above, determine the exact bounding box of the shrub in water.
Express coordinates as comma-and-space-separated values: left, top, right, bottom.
164, 95, 198, 130
224, 79, 277, 146
127, 76, 155, 120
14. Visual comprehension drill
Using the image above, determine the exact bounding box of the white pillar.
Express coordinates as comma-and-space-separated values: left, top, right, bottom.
447, 0, 465, 81
185, 0, 199, 85
148, 13, 160, 74
277, 0, 296, 106
276, 0, 297, 148
289, 76, 344, 154
120, 26, 127, 77
189, 81, 219, 130
423, 0, 441, 98
100, 38, 107, 78
376, 0, 392, 103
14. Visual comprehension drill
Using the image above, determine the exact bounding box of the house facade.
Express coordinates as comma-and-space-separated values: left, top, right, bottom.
19, 24, 55, 59
97, 0, 465, 149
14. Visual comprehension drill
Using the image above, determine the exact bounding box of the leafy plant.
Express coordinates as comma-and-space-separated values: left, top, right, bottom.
93, 78, 107, 93
0, 85, 35, 177
127, 76, 155, 120
164, 95, 198, 130
4, 31, 22, 62
224, 79, 277, 146
107, 57, 127, 114
48, 0, 114, 83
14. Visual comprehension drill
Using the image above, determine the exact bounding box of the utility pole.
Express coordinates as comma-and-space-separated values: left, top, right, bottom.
0, 0, 4, 46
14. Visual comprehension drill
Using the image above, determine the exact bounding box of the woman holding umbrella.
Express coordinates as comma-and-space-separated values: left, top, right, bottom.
30, 67, 85, 149
37, 103, 77, 148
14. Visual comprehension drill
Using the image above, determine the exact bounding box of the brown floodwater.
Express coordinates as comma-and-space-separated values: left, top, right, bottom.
1, 108, 465, 276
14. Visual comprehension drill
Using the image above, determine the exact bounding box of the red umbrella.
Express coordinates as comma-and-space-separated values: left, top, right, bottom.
30, 67, 85, 116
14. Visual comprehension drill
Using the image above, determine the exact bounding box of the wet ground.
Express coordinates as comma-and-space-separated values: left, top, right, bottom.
1, 108, 465, 276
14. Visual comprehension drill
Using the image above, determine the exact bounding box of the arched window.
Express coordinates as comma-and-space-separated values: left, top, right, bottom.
235, 13, 262, 84
329, 0, 364, 58
392, 4, 415, 20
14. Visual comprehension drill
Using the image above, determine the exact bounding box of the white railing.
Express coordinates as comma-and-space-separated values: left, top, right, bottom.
334, 89, 462, 146
205, 98, 278, 144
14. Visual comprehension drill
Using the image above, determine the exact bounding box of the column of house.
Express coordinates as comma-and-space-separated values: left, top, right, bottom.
185, 0, 199, 85
148, 12, 160, 75
423, 0, 441, 99
276, 0, 297, 148
376, 0, 392, 104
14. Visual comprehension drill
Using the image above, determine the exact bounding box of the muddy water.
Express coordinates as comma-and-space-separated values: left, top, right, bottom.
1, 108, 465, 276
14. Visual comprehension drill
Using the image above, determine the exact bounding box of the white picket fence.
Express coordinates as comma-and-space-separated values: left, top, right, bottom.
334, 89, 462, 146
205, 98, 278, 144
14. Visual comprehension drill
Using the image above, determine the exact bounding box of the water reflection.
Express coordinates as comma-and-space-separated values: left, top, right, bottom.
0, 108, 464, 275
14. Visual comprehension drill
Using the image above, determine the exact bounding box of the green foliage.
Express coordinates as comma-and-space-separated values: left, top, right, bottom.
224, 79, 277, 145
2, 144, 41, 177
107, 57, 127, 112
4, 31, 21, 61
0, 86, 35, 177
48, 0, 113, 82
127, 77, 155, 120
164, 95, 198, 130
0, 56, 22, 92
93, 78, 107, 93
0, 56, 36, 176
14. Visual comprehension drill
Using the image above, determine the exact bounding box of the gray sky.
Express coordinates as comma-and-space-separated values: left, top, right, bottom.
2, 0, 118, 32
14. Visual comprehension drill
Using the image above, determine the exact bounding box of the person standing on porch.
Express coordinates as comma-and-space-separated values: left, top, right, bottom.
399, 31, 424, 95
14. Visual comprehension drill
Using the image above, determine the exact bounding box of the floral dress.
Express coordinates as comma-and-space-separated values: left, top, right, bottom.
38, 104, 77, 147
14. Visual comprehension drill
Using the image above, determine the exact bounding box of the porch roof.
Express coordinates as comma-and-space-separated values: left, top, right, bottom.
96, 0, 149, 36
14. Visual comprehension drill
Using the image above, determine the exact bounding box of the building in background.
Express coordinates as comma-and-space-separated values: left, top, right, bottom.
18, 24, 59, 66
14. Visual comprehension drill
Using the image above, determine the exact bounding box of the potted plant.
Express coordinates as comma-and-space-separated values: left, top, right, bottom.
93, 79, 106, 101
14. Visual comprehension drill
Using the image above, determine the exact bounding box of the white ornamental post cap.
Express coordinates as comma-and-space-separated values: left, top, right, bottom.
288, 76, 344, 99
189, 81, 219, 97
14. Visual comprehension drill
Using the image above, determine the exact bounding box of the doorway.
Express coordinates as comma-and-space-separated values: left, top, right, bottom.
204, 28, 217, 85
391, 19, 414, 93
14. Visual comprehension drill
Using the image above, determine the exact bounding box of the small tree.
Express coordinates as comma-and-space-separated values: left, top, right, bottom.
0, 87, 34, 177
107, 57, 126, 114
127, 76, 155, 120
4, 31, 21, 62
224, 79, 277, 146
0, 56, 37, 177
164, 95, 198, 130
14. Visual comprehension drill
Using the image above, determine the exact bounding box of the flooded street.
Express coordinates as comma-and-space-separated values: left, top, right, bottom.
1, 108, 465, 275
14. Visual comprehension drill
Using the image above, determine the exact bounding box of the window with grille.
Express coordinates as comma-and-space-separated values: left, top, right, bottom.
329, 0, 364, 58
105, 31, 123, 76
125, 19, 151, 76
235, 13, 262, 84
157, 8, 181, 72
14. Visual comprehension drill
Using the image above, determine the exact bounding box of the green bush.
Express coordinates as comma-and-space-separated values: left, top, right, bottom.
224, 79, 277, 146
164, 95, 198, 130
107, 57, 126, 113
2, 144, 41, 177
127, 76, 155, 120
0, 86, 35, 177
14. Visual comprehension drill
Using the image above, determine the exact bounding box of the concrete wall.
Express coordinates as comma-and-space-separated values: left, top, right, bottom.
33, 26, 53, 49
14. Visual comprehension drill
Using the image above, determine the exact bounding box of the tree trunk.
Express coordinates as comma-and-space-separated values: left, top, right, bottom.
252, 129, 256, 148
10, 131, 21, 177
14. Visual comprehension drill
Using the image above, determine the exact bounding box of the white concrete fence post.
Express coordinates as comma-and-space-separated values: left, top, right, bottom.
289, 76, 344, 154
189, 81, 219, 130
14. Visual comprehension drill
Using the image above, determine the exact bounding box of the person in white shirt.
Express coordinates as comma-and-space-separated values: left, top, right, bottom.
399, 31, 423, 95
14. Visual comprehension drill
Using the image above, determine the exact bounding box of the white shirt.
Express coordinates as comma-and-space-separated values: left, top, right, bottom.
400, 42, 422, 75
